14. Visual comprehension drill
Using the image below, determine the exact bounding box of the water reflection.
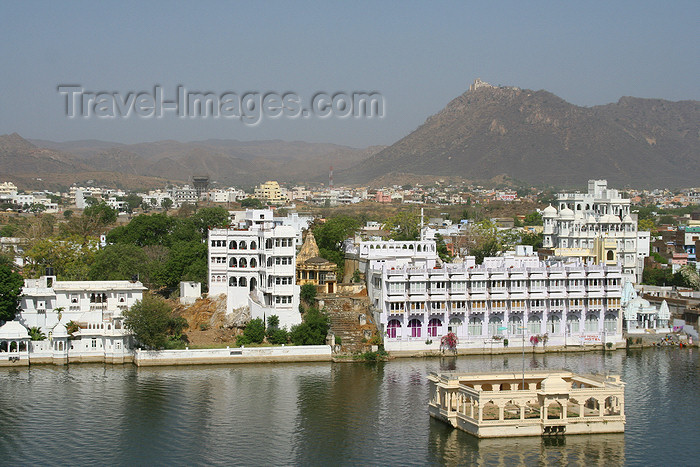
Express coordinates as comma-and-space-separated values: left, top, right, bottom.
429, 419, 625, 466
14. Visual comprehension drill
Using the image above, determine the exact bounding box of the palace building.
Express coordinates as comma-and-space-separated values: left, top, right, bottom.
365, 243, 624, 352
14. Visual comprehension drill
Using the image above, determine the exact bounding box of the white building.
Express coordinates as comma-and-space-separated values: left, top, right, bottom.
15, 276, 146, 363
208, 209, 301, 329
621, 282, 670, 333
365, 242, 624, 352
543, 180, 649, 281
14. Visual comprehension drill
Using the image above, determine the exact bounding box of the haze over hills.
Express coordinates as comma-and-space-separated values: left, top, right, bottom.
0, 134, 383, 190
339, 79, 700, 188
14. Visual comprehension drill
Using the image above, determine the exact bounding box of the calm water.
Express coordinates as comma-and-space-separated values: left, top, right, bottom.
0, 348, 698, 466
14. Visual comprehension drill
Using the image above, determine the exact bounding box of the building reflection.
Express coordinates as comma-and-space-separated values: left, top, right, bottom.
428, 419, 625, 465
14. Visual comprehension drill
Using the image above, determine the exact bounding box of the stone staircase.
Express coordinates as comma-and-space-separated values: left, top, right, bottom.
318, 295, 378, 354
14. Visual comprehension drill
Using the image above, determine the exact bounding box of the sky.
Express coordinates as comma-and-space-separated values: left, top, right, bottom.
0, 1, 698, 148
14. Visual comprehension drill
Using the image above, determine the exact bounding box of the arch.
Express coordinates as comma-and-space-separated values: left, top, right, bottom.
504, 401, 520, 419
417, 244, 422, 252
229, 257, 238, 268
229, 276, 237, 287
267, 257, 273, 267
115, 321, 122, 329
583, 397, 600, 417
448, 317, 463, 335
250, 241, 257, 250
266, 239, 273, 249
250, 258, 257, 268
250, 277, 257, 291
607, 250, 615, 261
481, 384, 493, 391
547, 401, 563, 419
577, 204, 582, 210
239, 258, 248, 268
229, 240, 237, 249
488, 316, 503, 337
548, 314, 561, 334
387, 319, 401, 338
428, 318, 442, 337
482, 401, 499, 420
239, 241, 247, 250
500, 383, 512, 391
567, 399, 580, 418
524, 400, 541, 419
239, 277, 247, 287
509, 317, 523, 335
408, 318, 422, 338
468, 317, 482, 336
604, 313, 617, 333
605, 396, 621, 416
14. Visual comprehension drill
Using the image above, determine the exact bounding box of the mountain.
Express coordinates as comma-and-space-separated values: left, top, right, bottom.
339, 79, 700, 188
1, 134, 382, 190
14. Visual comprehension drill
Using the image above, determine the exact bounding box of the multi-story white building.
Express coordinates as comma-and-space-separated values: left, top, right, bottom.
208, 209, 301, 328
19, 275, 146, 333
366, 244, 624, 352
543, 180, 649, 281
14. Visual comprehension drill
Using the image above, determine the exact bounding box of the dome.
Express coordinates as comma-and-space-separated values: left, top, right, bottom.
0, 321, 30, 340
623, 214, 634, 224
543, 205, 557, 217
51, 321, 69, 338
560, 207, 574, 219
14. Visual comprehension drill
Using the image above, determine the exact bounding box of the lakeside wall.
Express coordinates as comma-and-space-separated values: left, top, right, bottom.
134, 345, 332, 366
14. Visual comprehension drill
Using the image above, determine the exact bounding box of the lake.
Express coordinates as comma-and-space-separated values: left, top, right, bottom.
0, 348, 698, 465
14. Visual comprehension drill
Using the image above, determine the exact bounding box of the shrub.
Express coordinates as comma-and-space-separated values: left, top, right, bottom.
268, 328, 289, 345
29, 326, 46, 341
300, 283, 317, 304
290, 307, 329, 345
199, 323, 210, 331
335, 335, 342, 345
267, 315, 280, 329
237, 318, 265, 345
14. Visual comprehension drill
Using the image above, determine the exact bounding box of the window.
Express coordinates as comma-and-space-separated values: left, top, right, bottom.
410, 282, 426, 294
428, 318, 442, 337
229, 277, 237, 287
91, 339, 97, 349
568, 317, 580, 334
488, 317, 502, 337
430, 281, 446, 292
448, 317, 462, 334
430, 301, 445, 311
239, 241, 247, 250
229, 257, 238, 268
229, 240, 237, 249
387, 319, 401, 338
409, 302, 425, 311
70, 294, 79, 304
585, 315, 599, 333
528, 317, 541, 334
604, 314, 617, 333
451, 301, 465, 311
468, 317, 482, 336
408, 319, 422, 338
549, 315, 561, 334
509, 319, 522, 335
389, 302, 405, 312
471, 301, 486, 312
388, 282, 405, 294
451, 281, 466, 293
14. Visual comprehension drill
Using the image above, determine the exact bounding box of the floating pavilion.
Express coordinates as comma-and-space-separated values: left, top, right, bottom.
428, 370, 625, 438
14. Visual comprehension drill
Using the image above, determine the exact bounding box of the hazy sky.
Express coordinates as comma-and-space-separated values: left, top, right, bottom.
0, 1, 698, 148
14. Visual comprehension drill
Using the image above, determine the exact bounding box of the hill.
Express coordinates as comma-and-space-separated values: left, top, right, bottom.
339, 79, 700, 188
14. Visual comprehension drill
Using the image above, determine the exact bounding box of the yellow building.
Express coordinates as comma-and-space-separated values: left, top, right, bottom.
296, 231, 337, 294
254, 181, 287, 205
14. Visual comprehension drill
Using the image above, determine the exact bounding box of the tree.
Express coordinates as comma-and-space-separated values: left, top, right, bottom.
122, 194, 143, 213
462, 220, 516, 264
313, 215, 360, 270
161, 198, 173, 211
240, 198, 265, 209
237, 318, 266, 345
523, 211, 543, 226
25, 235, 99, 280
107, 213, 174, 247
300, 283, 317, 304
638, 218, 655, 232
29, 326, 46, 341
123, 294, 175, 349
192, 207, 229, 239
84, 202, 117, 226
89, 244, 150, 281
63, 210, 74, 219
0, 263, 23, 322
384, 211, 424, 241
289, 307, 329, 345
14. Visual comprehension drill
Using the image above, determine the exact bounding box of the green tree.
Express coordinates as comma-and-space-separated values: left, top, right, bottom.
435, 233, 452, 262
384, 211, 424, 241
638, 218, 656, 232
520, 232, 544, 250
161, 198, 173, 211
313, 215, 360, 270
523, 211, 543, 226
25, 235, 99, 280
240, 198, 265, 209
0, 263, 23, 322
192, 207, 229, 239
89, 244, 150, 281
123, 294, 175, 349
63, 210, 74, 219
267, 315, 280, 329
122, 194, 143, 213
29, 326, 46, 341
84, 202, 118, 226
465, 220, 515, 264
237, 318, 266, 345
107, 213, 174, 247
159, 241, 208, 288
300, 283, 317, 304
289, 307, 330, 345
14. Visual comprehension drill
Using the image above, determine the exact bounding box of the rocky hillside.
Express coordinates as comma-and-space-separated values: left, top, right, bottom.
339, 79, 700, 188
